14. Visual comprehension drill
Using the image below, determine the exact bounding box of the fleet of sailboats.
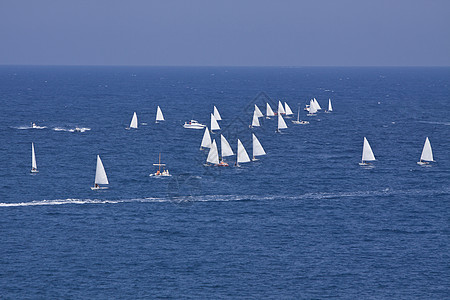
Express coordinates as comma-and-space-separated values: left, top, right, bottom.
31, 142, 38, 173
417, 137, 434, 165
91, 155, 109, 190
359, 137, 376, 166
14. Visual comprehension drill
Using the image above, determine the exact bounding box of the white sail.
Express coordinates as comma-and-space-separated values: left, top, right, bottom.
278, 100, 286, 114
213, 106, 222, 121
266, 103, 275, 117
254, 104, 264, 118
252, 133, 266, 159
221, 134, 234, 157
309, 99, 318, 114
328, 99, 333, 112
94, 155, 109, 185
278, 113, 288, 130
210, 113, 220, 131
156, 106, 164, 122
201, 127, 212, 149
420, 137, 433, 162
361, 137, 376, 162
206, 139, 219, 165
251, 110, 260, 127
130, 112, 138, 128
284, 102, 294, 116
31, 142, 37, 170
237, 139, 251, 164
314, 98, 322, 110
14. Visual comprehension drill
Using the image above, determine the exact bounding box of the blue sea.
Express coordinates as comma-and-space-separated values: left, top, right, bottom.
0, 66, 449, 299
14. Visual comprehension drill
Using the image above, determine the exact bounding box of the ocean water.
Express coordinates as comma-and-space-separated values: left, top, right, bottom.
0, 66, 449, 299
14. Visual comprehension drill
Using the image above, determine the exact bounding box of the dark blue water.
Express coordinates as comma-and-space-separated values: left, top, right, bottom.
1, 66, 449, 298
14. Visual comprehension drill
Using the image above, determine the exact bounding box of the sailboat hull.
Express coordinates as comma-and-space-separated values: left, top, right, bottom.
91, 186, 108, 190
417, 161, 431, 165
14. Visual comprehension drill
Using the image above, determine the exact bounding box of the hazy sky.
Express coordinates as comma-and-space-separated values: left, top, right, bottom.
0, 0, 449, 66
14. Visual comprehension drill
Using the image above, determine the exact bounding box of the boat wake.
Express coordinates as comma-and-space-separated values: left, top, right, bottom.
53, 127, 91, 132
13, 125, 47, 130
418, 121, 450, 126
1, 188, 448, 207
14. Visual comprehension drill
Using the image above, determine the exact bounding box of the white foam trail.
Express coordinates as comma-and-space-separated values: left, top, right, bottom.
13, 125, 47, 130
418, 121, 450, 126
53, 127, 91, 132
1, 188, 448, 208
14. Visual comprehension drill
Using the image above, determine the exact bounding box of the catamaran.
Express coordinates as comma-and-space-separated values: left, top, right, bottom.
266, 103, 275, 119
150, 153, 171, 176
292, 105, 309, 124
156, 106, 164, 123
31, 142, 38, 173
252, 133, 266, 161
277, 113, 288, 133
91, 155, 109, 190
213, 106, 222, 121
200, 127, 212, 149
251, 110, 260, 128
206, 139, 220, 166
236, 139, 251, 167
325, 99, 333, 113
284, 102, 294, 117
210, 113, 220, 132
183, 120, 206, 129
359, 137, 376, 166
254, 104, 264, 118
128, 112, 138, 129
219, 134, 234, 166
417, 137, 434, 165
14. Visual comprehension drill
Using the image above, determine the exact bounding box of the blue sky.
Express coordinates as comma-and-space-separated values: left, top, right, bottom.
0, 0, 449, 66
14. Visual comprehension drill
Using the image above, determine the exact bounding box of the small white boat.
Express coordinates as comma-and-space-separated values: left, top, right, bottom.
359, 137, 376, 166
277, 113, 288, 132
292, 106, 309, 124
252, 133, 266, 161
325, 99, 333, 113
210, 113, 220, 131
219, 134, 234, 166
278, 101, 286, 115
156, 106, 164, 123
307, 99, 318, 116
266, 103, 275, 119
183, 120, 206, 129
236, 139, 251, 167
250, 110, 260, 128
213, 106, 222, 121
91, 155, 109, 190
149, 153, 171, 176
32, 122, 38, 129
200, 127, 212, 150
417, 137, 434, 165
284, 102, 294, 117
30, 142, 38, 173
128, 112, 138, 129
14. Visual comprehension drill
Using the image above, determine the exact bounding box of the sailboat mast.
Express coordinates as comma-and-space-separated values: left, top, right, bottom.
159, 153, 161, 172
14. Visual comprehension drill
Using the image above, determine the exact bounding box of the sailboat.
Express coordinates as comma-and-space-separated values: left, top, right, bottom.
156, 106, 164, 123
359, 137, 376, 166
307, 99, 317, 116
91, 155, 109, 190
210, 113, 220, 132
292, 105, 309, 124
236, 139, 251, 167
206, 139, 219, 166
252, 133, 266, 161
278, 100, 286, 115
30, 142, 38, 173
284, 102, 294, 117
325, 99, 333, 113
150, 153, 171, 176
219, 134, 234, 166
251, 110, 260, 128
254, 104, 264, 118
128, 112, 138, 129
314, 98, 322, 110
277, 113, 288, 133
200, 127, 212, 150
266, 103, 275, 119
417, 137, 434, 165
213, 106, 222, 121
